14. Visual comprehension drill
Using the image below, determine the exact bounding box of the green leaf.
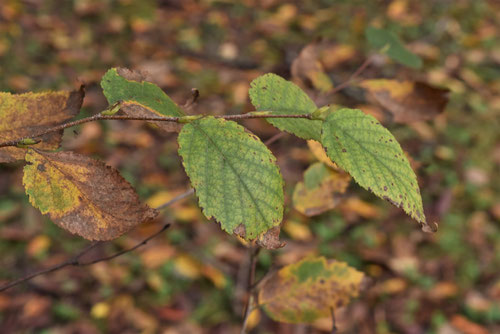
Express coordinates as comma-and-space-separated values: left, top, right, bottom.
258, 256, 364, 324
321, 108, 431, 230
365, 27, 422, 69
249, 73, 322, 141
177, 117, 284, 242
101, 68, 184, 132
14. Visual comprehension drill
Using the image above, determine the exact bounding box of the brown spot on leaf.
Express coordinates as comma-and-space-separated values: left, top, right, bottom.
256, 226, 285, 249
233, 223, 246, 239
116, 67, 148, 82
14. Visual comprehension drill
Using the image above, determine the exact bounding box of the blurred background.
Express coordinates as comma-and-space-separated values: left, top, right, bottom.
0, 0, 499, 333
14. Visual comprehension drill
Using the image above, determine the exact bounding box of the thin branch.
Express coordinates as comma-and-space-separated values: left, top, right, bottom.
241, 246, 260, 334
0, 242, 101, 292
0, 112, 313, 149
79, 223, 171, 266
0, 188, 194, 292
264, 132, 286, 146
156, 188, 195, 210
327, 56, 374, 95
330, 307, 337, 333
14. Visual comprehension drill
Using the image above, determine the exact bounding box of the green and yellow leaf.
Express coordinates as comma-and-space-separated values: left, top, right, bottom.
249, 73, 322, 141
101, 68, 184, 132
258, 256, 364, 324
23, 149, 158, 240
293, 163, 351, 217
177, 117, 284, 245
321, 108, 434, 231
0, 87, 84, 163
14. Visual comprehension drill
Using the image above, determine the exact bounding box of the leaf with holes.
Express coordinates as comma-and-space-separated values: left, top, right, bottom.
0, 87, 84, 163
321, 108, 434, 231
249, 73, 322, 141
365, 26, 422, 69
101, 67, 184, 132
177, 117, 284, 244
23, 149, 158, 240
258, 256, 364, 324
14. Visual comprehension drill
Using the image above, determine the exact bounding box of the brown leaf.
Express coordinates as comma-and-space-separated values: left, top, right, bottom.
0, 86, 84, 163
23, 149, 158, 240
359, 79, 449, 123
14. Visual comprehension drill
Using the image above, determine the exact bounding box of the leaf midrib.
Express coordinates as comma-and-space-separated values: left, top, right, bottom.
191, 120, 269, 229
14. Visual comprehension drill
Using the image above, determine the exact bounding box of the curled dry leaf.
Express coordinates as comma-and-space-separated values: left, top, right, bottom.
258, 256, 364, 324
359, 79, 449, 123
101, 68, 184, 132
23, 149, 158, 240
0, 86, 84, 163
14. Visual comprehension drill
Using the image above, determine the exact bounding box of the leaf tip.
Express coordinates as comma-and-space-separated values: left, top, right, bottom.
421, 221, 438, 233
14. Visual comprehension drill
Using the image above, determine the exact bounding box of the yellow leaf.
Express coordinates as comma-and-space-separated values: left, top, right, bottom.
283, 220, 313, 241
0, 87, 84, 163
201, 264, 227, 289
307, 140, 338, 169
174, 254, 201, 279
245, 308, 261, 331
23, 149, 158, 240
26, 235, 51, 257
91, 302, 110, 319
339, 197, 380, 219
258, 256, 364, 324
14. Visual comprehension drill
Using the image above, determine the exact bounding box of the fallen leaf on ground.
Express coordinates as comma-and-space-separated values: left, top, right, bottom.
359, 79, 449, 123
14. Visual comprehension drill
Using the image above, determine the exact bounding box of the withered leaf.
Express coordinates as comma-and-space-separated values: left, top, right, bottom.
23, 149, 158, 240
0, 86, 84, 163
359, 79, 449, 123
258, 256, 364, 324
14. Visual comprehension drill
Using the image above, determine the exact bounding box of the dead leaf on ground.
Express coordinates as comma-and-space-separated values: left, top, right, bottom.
359, 79, 449, 123
258, 256, 364, 324
293, 163, 351, 217
23, 149, 158, 240
0, 86, 84, 163
291, 42, 333, 93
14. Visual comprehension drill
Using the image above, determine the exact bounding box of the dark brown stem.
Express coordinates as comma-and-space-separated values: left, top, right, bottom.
0, 113, 313, 149
0, 188, 194, 292
331, 308, 337, 333
328, 56, 374, 95
241, 246, 260, 334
